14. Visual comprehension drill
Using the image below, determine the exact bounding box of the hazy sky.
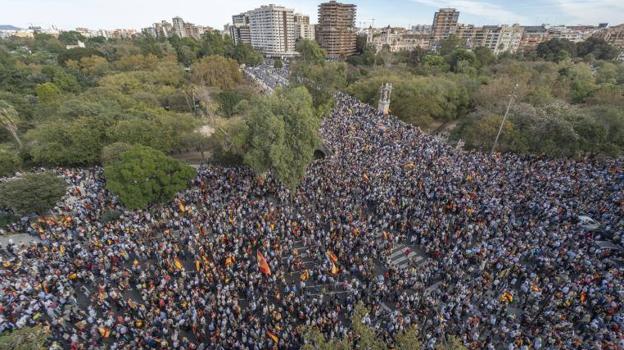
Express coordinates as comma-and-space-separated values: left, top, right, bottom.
2, 0, 623, 30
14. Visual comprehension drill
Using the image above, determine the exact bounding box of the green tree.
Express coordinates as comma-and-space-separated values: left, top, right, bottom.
0, 147, 21, 177
576, 37, 618, 60
290, 61, 347, 111
0, 100, 23, 148
191, 55, 242, 89
351, 303, 388, 350
35, 82, 62, 105
232, 43, 263, 66
58, 30, 86, 45
296, 39, 326, 64
421, 54, 449, 74
57, 47, 104, 66
101, 142, 133, 165
453, 111, 515, 152
216, 89, 250, 117
27, 116, 111, 166
239, 87, 319, 189
438, 35, 462, 56
0, 325, 49, 350
473, 46, 496, 68
199, 31, 234, 57
302, 327, 351, 350
104, 145, 196, 209
536, 38, 576, 62
0, 172, 67, 216
448, 49, 477, 73
395, 326, 422, 350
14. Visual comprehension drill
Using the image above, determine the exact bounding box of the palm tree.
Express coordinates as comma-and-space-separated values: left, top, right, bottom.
0, 100, 23, 149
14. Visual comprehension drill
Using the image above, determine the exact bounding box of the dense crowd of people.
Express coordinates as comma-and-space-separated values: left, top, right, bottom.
244, 61, 289, 92
1, 84, 623, 349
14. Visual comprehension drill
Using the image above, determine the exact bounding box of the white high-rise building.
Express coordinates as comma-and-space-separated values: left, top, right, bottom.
172, 17, 186, 37
248, 4, 297, 57
496, 24, 524, 55
294, 13, 315, 41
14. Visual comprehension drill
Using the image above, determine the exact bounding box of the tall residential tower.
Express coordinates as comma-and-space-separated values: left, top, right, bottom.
248, 4, 297, 57
317, 1, 357, 59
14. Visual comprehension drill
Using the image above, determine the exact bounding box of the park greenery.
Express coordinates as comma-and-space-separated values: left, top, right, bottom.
345, 35, 624, 157
0, 31, 622, 212
0, 172, 67, 216
0, 325, 49, 350
302, 302, 466, 350
103, 145, 196, 209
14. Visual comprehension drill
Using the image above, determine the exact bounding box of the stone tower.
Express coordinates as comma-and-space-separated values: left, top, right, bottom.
378, 82, 392, 116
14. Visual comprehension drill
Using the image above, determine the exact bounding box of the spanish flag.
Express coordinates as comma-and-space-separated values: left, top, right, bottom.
174, 257, 184, 270
224, 256, 235, 267
178, 202, 186, 213
580, 291, 587, 304
195, 260, 201, 272
267, 330, 279, 344
257, 251, 271, 276
330, 262, 340, 276
499, 291, 513, 304
300, 269, 310, 281
98, 326, 111, 338
326, 250, 338, 264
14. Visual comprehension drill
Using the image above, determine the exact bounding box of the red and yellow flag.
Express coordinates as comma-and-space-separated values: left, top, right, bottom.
580, 291, 587, 304
224, 256, 235, 267
267, 330, 279, 344
257, 251, 271, 276
326, 250, 338, 264
98, 326, 111, 338
330, 262, 340, 276
174, 257, 184, 270
300, 269, 310, 281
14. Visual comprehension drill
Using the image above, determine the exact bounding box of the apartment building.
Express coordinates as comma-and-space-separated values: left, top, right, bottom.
144, 17, 210, 40
294, 13, 315, 41
519, 25, 548, 52
248, 4, 297, 57
317, 0, 357, 58
230, 13, 252, 45
431, 8, 459, 42
369, 26, 430, 52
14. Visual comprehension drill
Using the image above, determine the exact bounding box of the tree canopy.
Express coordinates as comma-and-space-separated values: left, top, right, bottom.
237, 87, 320, 190
103, 145, 196, 209
0, 172, 67, 216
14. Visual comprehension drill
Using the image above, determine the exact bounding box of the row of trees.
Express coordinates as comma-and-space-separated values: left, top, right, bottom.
343, 35, 624, 157
302, 302, 466, 350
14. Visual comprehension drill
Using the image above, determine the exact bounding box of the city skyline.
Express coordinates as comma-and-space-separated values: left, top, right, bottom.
2, 0, 624, 31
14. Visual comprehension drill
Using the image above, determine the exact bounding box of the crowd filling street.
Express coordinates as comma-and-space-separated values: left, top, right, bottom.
1, 77, 624, 349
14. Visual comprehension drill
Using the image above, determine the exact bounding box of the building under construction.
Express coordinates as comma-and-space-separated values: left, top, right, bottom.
317, 1, 357, 59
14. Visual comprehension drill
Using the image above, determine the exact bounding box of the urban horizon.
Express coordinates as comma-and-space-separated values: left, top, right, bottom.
2, 0, 624, 32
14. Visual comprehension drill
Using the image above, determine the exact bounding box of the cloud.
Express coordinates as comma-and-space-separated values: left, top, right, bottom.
410, 0, 528, 24
554, 0, 624, 25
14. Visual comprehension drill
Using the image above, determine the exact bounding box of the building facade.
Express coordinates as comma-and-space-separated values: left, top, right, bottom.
431, 8, 459, 42
143, 17, 211, 40
248, 4, 297, 57
317, 0, 357, 59
230, 13, 252, 45
519, 25, 548, 52
294, 14, 315, 41
369, 26, 430, 52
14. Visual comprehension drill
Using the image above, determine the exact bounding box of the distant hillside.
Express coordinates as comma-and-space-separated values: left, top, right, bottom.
0, 25, 20, 30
